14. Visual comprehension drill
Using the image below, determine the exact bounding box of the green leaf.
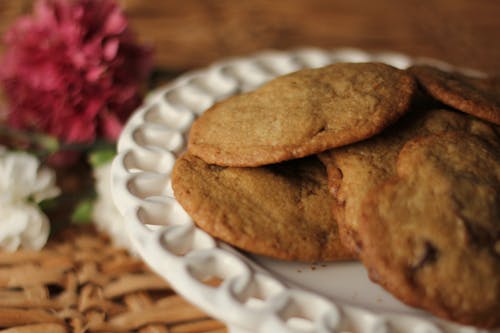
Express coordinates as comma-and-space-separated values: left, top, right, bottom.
71, 199, 94, 224
89, 147, 116, 167
38, 197, 58, 211
38, 135, 60, 153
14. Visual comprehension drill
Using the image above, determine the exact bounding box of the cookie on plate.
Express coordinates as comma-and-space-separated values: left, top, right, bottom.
409, 64, 500, 125
171, 153, 356, 262
359, 132, 500, 328
319, 108, 499, 253
188, 62, 416, 167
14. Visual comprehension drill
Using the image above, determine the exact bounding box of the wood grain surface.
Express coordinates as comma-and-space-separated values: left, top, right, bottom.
1, 0, 499, 75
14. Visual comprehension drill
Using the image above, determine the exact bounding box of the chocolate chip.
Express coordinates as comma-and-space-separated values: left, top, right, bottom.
411, 240, 439, 271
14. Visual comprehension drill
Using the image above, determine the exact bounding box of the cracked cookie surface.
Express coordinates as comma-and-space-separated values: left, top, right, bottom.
319, 109, 499, 253
188, 62, 416, 167
359, 132, 500, 328
171, 153, 356, 262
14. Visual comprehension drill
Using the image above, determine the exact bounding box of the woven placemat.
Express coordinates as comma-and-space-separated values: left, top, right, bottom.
0, 225, 227, 333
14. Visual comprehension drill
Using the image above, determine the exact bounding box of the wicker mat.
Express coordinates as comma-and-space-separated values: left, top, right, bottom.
0, 226, 227, 333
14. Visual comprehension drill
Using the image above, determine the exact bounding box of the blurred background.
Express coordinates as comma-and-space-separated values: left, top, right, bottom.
1, 0, 499, 75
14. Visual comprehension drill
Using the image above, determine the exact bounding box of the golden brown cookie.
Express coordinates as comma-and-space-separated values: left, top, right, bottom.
188, 62, 416, 167
319, 108, 499, 253
409, 65, 500, 125
359, 132, 500, 328
171, 153, 356, 262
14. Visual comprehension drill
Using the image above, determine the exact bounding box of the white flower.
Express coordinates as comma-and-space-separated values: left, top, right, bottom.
0, 151, 60, 204
0, 203, 50, 251
92, 161, 136, 254
0, 150, 60, 251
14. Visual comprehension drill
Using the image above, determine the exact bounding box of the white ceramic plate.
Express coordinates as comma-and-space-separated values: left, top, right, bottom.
111, 48, 497, 333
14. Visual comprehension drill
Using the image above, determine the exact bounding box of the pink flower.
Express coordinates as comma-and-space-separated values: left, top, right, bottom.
0, 0, 152, 146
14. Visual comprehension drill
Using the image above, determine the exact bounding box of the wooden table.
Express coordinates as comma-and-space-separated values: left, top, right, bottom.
1, 0, 499, 75
0, 1, 499, 332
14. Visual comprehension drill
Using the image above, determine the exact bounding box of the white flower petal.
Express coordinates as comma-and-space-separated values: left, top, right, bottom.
31, 168, 60, 203
1, 237, 21, 252
0, 203, 50, 251
0, 151, 60, 204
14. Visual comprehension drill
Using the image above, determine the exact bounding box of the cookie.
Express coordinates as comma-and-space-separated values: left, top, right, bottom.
171, 153, 356, 262
359, 132, 500, 328
319, 108, 499, 253
188, 62, 416, 167
409, 65, 500, 125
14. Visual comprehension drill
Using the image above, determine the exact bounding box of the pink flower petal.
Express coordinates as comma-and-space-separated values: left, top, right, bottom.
85, 98, 103, 117
64, 117, 95, 143
34, 0, 56, 25
103, 38, 119, 61
100, 111, 123, 141
103, 8, 127, 35
71, 51, 86, 68
86, 66, 105, 82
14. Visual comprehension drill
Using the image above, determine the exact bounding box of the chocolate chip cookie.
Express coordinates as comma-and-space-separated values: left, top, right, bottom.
359, 132, 500, 328
188, 62, 416, 167
171, 153, 356, 262
319, 109, 499, 253
409, 65, 500, 125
